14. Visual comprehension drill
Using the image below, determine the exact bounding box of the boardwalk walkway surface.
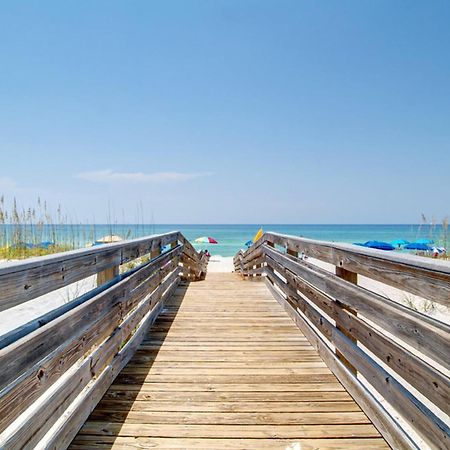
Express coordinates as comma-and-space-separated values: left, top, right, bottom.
69, 273, 389, 449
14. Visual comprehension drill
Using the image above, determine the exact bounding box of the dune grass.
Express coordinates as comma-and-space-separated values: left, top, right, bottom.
0, 196, 93, 260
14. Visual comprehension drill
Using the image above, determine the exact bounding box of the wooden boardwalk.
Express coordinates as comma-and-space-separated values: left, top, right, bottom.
70, 272, 389, 449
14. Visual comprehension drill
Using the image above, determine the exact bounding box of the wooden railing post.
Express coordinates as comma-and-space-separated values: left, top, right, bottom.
150, 246, 161, 260
335, 266, 358, 374
97, 264, 119, 286
286, 247, 298, 258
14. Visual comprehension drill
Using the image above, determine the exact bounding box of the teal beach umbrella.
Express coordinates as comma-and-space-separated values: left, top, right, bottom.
391, 239, 409, 247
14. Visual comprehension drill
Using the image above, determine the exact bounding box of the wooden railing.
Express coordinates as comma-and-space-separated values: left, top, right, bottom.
234, 232, 450, 450
0, 231, 206, 449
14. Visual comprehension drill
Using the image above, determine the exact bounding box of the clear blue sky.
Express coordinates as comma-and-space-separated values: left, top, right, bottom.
1, 1, 449, 224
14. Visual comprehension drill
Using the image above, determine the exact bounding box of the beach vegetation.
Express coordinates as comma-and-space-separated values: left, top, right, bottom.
0, 196, 96, 260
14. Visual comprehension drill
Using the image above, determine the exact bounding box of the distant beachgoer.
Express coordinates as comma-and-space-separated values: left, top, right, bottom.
205, 249, 211, 258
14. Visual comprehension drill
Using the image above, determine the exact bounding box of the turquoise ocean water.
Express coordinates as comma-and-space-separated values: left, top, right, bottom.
1, 224, 444, 257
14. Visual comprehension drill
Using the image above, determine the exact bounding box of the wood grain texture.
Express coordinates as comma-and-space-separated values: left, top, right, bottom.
237, 237, 450, 449
264, 232, 450, 305
0, 231, 209, 450
0, 246, 182, 397
69, 273, 388, 450
264, 277, 416, 450
265, 252, 450, 415
0, 231, 179, 311
0, 269, 180, 449
265, 265, 450, 450
264, 244, 450, 372
31, 277, 181, 450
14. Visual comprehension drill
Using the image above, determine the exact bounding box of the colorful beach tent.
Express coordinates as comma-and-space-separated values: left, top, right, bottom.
194, 236, 218, 244
253, 228, 263, 243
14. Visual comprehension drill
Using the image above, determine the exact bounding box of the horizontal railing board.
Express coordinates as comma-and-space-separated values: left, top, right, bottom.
0, 230, 206, 450
265, 255, 450, 415
0, 239, 170, 349
274, 258, 450, 410
264, 245, 450, 372
236, 235, 450, 450
177, 234, 202, 263
36, 276, 180, 450
264, 232, 450, 306
0, 246, 182, 395
0, 305, 119, 434
0, 231, 179, 311
265, 268, 450, 450
0, 250, 181, 433
0, 276, 118, 350
0, 270, 180, 449
264, 277, 417, 450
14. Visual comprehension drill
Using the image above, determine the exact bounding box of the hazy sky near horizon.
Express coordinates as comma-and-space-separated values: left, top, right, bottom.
1, 1, 449, 224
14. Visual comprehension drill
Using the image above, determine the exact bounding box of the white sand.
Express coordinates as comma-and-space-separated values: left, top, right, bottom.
0, 274, 97, 338
207, 255, 234, 272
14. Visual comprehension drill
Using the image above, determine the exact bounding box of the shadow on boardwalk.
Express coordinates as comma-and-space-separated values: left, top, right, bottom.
68, 283, 189, 449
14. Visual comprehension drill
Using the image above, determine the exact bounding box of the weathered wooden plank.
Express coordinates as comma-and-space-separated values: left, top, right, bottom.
94, 400, 361, 413
88, 410, 371, 425
113, 373, 338, 385
37, 276, 180, 450
0, 275, 118, 350
264, 244, 450, 371
67, 272, 389, 450
0, 246, 182, 394
265, 253, 450, 415
265, 232, 450, 305
0, 249, 181, 433
264, 277, 416, 450
0, 269, 181, 449
77, 422, 382, 439
265, 273, 449, 450
334, 266, 358, 374
0, 231, 179, 311
69, 436, 389, 449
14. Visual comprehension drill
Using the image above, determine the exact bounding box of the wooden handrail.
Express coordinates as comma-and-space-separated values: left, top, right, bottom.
0, 231, 180, 311
265, 232, 450, 305
234, 232, 450, 450
0, 231, 206, 449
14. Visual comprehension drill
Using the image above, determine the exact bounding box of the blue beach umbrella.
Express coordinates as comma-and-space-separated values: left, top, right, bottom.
361, 241, 395, 251
415, 239, 434, 245
404, 242, 431, 251
39, 241, 55, 249
245, 240, 253, 248
391, 239, 409, 247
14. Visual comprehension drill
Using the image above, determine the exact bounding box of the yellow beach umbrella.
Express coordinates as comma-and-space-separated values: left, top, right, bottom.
253, 228, 263, 243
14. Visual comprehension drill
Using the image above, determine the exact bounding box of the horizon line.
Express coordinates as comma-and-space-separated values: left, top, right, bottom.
0, 223, 438, 226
